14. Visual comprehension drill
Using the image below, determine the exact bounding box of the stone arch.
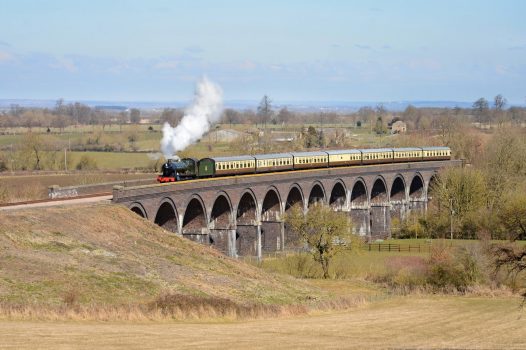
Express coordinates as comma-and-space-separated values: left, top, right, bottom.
261, 187, 283, 252
350, 178, 368, 236
182, 195, 207, 234
390, 175, 407, 202
236, 190, 258, 225
350, 178, 368, 207
236, 190, 259, 256
154, 198, 178, 232
284, 184, 305, 249
285, 184, 304, 211
210, 192, 233, 229
409, 173, 425, 200
370, 176, 388, 204
130, 203, 147, 218
370, 177, 390, 239
427, 174, 439, 200
308, 181, 326, 207
261, 186, 282, 222
329, 180, 347, 210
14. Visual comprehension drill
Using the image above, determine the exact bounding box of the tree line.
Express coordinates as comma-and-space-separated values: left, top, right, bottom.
1, 95, 525, 132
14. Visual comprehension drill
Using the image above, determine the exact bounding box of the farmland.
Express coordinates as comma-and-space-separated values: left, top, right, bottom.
1, 296, 523, 350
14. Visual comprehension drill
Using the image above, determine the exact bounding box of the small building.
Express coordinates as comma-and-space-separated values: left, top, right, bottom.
391, 121, 407, 134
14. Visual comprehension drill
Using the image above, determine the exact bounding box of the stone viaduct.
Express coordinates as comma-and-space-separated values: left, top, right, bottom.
112, 160, 461, 258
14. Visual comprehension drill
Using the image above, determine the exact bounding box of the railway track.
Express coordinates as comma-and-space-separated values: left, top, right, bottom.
0, 192, 113, 211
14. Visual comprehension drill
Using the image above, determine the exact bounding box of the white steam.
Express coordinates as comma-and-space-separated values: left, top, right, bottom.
161, 77, 223, 158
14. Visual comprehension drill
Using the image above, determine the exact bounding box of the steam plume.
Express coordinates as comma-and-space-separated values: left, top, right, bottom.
161, 77, 223, 158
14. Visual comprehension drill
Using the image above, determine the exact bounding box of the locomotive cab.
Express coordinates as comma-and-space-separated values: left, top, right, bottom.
157, 158, 198, 183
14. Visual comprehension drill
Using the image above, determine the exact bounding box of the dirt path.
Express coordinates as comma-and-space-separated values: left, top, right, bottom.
0, 297, 524, 349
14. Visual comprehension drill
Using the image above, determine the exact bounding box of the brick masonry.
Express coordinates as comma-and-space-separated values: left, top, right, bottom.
112, 160, 461, 258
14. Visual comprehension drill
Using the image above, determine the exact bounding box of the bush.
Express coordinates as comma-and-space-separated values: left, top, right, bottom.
76, 155, 98, 170
426, 243, 488, 292
376, 256, 428, 292
0, 159, 7, 172
373, 242, 490, 294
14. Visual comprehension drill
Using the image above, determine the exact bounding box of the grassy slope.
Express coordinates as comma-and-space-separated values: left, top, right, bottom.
0, 204, 324, 306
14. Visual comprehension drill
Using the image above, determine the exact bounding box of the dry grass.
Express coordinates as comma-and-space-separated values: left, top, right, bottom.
0, 293, 367, 322
0, 296, 523, 349
0, 204, 333, 317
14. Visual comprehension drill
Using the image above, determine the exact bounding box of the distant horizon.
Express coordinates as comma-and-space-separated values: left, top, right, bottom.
2, 98, 524, 112
1, 1, 525, 103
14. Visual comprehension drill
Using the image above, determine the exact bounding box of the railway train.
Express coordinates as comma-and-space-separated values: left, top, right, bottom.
157, 146, 451, 183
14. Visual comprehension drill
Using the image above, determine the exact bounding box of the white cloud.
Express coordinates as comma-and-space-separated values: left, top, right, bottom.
154, 60, 179, 70
239, 60, 256, 70
495, 64, 510, 76
51, 56, 77, 72
0, 51, 13, 62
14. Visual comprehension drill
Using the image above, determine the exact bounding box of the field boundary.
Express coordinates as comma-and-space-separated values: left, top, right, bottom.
363, 243, 431, 253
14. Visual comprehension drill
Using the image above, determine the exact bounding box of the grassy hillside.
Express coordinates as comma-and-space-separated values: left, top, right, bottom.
0, 204, 327, 311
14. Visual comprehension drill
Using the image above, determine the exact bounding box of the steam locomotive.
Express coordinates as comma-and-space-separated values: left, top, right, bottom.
157, 146, 451, 183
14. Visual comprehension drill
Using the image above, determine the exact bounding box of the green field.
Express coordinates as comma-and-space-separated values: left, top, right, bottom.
66, 151, 155, 169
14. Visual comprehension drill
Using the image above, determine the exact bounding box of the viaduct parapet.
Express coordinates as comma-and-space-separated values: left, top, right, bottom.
112, 160, 461, 258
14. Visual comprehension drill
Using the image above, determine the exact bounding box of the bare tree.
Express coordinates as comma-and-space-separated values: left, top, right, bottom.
493, 94, 508, 128
130, 108, 141, 124
222, 108, 241, 127
257, 95, 273, 128
285, 204, 354, 279
494, 94, 507, 111
473, 98, 489, 125
492, 243, 526, 305
357, 106, 375, 131
276, 107, 292, 125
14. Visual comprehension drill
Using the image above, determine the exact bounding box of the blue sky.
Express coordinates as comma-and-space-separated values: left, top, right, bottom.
0, 0, 525, 103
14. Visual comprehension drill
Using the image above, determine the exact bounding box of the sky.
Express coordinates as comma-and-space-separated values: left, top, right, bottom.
0, 0, 525, 103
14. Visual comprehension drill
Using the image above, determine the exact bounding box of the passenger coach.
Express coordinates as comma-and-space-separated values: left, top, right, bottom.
157, 146, 452, 182
255, 153, 294, 173
198, 155, 255, 177
291, 151, 329, 170
326, 149, 362, 167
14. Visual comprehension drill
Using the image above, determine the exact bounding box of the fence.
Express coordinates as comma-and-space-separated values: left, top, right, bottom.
363, 243, 431, 253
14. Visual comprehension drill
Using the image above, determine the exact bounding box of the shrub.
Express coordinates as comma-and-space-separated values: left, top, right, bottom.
378, 256, 428, 292
63, 288, 80, 307
76, 155, 98, 170
426, 243, 488, 292
0, 160, 7, 172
